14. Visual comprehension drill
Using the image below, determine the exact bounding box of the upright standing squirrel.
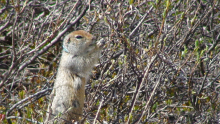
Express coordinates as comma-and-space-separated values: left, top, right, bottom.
45, 30, 105, 123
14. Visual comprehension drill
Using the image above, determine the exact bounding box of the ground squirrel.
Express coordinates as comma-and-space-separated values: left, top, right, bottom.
45, 30, 105, 123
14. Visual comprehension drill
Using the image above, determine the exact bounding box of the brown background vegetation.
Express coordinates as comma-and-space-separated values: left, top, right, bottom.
0, 0, 220, 123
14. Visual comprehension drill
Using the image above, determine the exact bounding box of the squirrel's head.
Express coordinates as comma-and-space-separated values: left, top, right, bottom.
63, 30, 105, 56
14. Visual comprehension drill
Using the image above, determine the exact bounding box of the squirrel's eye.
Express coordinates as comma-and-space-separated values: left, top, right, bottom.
75, 35, 83, 39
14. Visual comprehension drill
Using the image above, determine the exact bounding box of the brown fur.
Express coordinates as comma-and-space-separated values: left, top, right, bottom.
45, 30, 104, 123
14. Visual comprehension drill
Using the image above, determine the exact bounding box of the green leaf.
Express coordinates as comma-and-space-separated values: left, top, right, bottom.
195, 40, 199, 48
129, 0, 134, 5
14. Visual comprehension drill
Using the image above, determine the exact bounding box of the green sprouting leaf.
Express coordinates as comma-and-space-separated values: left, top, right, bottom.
191, 16, 197, 26
152, 102, 158, 112
181, 12, 185, 19
129, 0, 134, 5
19, 90, 25, 99
192, 91, 196, 95
134, 105, 139, 111
26, 107, 32, 118
182, 45, 188, 58
166, 99, 172, 105
148, 1, 156, 8
124, 55, 127, 64
166, 0, 171, 8
162, 10, 167, 18
200, 49, 205, 57
195, 40, 199, 48
199, 37, 204, 44
204, 57, 209, 61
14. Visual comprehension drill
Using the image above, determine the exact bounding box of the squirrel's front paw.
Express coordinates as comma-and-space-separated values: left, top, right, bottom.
97, 38, 105, 48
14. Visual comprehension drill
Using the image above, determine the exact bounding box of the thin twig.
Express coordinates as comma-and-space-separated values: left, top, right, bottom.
6, 88, 52, 116
126, 54, 158, 124
0, 4, 89, 88
128, 6, 154, 38
6, 116, 43, 124
93, 96, 104, 124
137, 73, 163, 123
17, 5, 89, 72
